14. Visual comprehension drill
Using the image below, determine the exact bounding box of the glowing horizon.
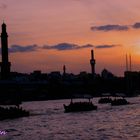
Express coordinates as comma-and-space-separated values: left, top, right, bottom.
1, 0, 140, 76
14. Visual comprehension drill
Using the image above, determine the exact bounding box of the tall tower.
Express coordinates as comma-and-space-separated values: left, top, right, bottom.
63, 65, 66, 75
126, 53, 132, 72
0, 22, 11, 79
126, 54, 128, 71
90, 49, 96, 75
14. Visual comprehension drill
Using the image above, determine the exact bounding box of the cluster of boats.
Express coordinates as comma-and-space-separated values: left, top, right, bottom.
0, 93, 130, 119
98, 93, 129, 106
63, 93, 130, 113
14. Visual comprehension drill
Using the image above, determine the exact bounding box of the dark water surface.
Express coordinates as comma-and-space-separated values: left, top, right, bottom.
0, 97, 140, 140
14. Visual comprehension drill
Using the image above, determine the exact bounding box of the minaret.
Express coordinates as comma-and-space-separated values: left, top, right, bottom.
0, 22, 11, 79
63, 65, 66, 75
90, 49, 96, 75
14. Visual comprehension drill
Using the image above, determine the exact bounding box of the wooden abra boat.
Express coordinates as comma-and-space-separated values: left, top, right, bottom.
64, 98, 97, 113
0, 106, 29, 120
111, 93, 129, 106
0, 93, 29, 120
98, 93, 112, 104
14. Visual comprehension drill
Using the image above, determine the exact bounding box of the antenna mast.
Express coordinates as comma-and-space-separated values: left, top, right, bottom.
129, 54, 132, 71
126, 54, 128, 71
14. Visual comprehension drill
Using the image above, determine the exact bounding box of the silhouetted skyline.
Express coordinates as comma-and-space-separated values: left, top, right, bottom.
1, 1, 140, 75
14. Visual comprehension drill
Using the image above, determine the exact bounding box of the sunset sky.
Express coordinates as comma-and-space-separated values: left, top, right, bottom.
1, 0, 140, 76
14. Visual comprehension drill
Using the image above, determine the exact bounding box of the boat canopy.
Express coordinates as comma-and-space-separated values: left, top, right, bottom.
115, 93, 126, 97
101, 93, 111, 96
72, 94, 93, 99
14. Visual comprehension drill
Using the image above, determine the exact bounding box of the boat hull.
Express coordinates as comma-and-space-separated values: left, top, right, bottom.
98, 98, 112, 104
111, 99, 129, 106
0, 107, 29, 120
64, 102, 97, 113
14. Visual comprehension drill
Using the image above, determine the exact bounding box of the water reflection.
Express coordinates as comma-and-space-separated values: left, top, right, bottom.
0, 97, 140, 140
